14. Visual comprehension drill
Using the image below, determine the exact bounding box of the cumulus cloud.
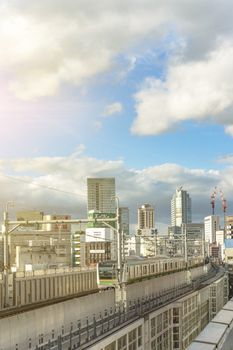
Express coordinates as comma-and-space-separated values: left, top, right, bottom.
0, 153, 232, 230
102, 102, 123, 117
132, 42, 233, 135
1, 1, 233, 100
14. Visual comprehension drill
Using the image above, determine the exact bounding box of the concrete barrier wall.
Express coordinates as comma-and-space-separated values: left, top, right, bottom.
0, 278, 3, 310
0, 289, 115, 350
126, 264, 209, 300
14, 269, 97, 306
190, 263, 210, 280
126, 270, 188, 300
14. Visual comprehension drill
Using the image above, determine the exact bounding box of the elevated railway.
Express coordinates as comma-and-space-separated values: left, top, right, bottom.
34, 263, 223, 350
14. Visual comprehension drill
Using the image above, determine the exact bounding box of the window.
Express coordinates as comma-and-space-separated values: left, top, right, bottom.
105, 341, 116, 350
173, 308, 180, 324
128, 329, 137, 350
157, 314, 162, 333
118, 335, 127, 350
151, 317, 156, 337
138, 326, 142, 346
151, 339, 156, 350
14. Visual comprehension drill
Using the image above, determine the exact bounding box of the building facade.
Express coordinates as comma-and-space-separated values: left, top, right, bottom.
119, 207, 130, 235
171, 187, 192, 227
138, 204, 155, 230
204, 215, 220, 243
226, 215, 233, 238
87, 177, 116, 214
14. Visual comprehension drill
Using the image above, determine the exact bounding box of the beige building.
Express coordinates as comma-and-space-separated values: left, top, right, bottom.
42, 214, 71, 232
88, 274, 228, 350
87, 177, 116, 214
9, 229, 72, 271
138, 204, 155, 230
226, 215, 233, 238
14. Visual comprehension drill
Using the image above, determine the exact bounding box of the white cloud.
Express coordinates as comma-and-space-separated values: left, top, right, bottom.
1, 153, 232, 230
1, 1, 233, 100
132, 42, 233, 135
225, 125, 233, 136
102, 102, 123, 117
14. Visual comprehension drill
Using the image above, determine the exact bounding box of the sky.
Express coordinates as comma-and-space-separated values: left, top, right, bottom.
1, 0, 233, 231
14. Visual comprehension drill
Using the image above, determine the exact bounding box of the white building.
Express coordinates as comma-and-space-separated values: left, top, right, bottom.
216, 229, 224, 260
85, 227, 116, 260
171, 187, 192, 227
124, 235, 137, 256
204, 215, 220, 243
85, 227, 112, 243
87, 177, 116, 214
138, 204, 155, 230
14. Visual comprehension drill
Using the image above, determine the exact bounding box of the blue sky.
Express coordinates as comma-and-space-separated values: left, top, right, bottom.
1, 1, 233, 229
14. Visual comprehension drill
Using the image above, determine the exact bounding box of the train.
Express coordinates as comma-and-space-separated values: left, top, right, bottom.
98, 255, 205, 285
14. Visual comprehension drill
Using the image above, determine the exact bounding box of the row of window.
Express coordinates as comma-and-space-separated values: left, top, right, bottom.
102, 326, 142, 350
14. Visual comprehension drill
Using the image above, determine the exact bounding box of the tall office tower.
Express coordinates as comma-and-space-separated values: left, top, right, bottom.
87, 178, 116, 214
119, 207, 130, 235
138, 204, 155, 229
171, 187, 192, 227
204, 215, 220, 243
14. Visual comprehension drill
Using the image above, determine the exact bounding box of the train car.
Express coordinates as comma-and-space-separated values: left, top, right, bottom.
98, 255, 205, 286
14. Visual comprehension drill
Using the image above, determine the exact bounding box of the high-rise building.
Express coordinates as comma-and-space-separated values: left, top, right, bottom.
171, 187, 192, 227
87, 178, 116, 214
204, 215, 220, 243
119, 207, 130, 235
138, 204, 154, 230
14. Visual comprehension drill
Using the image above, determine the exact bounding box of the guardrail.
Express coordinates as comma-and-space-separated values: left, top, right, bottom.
34, 265, 221, 350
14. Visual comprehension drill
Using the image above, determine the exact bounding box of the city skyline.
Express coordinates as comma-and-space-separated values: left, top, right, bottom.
0, 1, 233, 228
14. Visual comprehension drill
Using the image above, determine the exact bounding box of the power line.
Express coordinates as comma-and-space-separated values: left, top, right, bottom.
1, 174, 87, 199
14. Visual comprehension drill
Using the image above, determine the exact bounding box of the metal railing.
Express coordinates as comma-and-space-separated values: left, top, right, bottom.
30, 264, 223, 350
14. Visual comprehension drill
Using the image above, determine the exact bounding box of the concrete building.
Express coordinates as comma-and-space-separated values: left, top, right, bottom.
9, 229, 72, 271
0, 261, 228, 349
119, 206, 130, 235
84, 241, 111, 266
225, 239, 233, 265
188, 298, 233, 349
138, 204, 155, 230
204, 215, 220, 243
16, 210, 44, 229
171, 187, 192, 227
0, 236, 3, 271
85, 227, 116, 261
226, 215, 233, 238
42, 214, 71, 232
124, 235, 137, 256
87, 177, 116, 214
72, 230, 83, 267
181, 223, 204, 257
216, 229, 224, 260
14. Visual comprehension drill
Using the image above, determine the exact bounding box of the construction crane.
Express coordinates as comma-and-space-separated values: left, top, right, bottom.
219, 189, 227, 214
210, 187, 227, 215
210, 186, 217, 215
210, 187, 227, 238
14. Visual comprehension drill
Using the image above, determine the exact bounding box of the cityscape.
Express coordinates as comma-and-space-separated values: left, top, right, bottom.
1, 1, 233, 350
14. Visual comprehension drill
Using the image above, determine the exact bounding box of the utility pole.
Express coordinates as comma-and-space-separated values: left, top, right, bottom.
2, 208, 9, 307
115, 197, 122, 284
1, 208, 119, 308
